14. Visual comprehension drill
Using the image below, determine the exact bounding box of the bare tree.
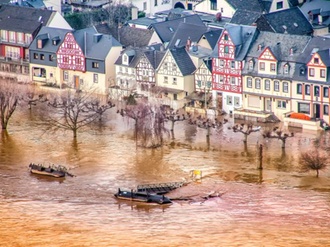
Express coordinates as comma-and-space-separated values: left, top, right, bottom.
230, 123, 261, 143
118, 101, 169, 148
0, 79, 24, 130
188, 114, 227, 137
162, 107, 187, 132
262, 127, 294, 149
299, 149, 327, 177
47, 90, 115, 138
23, 85, 47, 110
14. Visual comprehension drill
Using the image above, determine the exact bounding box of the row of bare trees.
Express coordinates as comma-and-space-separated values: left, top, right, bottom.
0, 79, 328, 177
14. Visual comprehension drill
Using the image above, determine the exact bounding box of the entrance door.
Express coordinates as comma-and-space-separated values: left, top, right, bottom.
74, 76, 79, 89
314, 103, 320, 119
266, 99, 272, 112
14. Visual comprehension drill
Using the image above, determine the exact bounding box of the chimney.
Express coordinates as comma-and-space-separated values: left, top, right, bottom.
186, 37, 191, 52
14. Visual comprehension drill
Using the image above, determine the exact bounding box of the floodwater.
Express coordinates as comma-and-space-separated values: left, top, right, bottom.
1, 106, 330, 247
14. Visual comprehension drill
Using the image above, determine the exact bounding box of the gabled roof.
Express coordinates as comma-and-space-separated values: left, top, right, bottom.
297, 36, 330, 64
317, 49, 330, 67
226, 0, 265, 13
200, 28, 223, 50
256, 7, 313, 35
150, 15, 205, 44
0, 4, 54, 33
167, 22, 208, 49
144, 49, 166, 70
95, 23, 153, 48
230, 9, 262, 25
212, 24, 259, 61
169, 46, 196, 76
247, 31, 312, 62
29, 26, 71, 53
114, 48, 143, 68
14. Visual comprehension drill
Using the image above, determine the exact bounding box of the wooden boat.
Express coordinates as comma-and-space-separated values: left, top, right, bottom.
28, 163, 67, 178
114, 189, 172, 205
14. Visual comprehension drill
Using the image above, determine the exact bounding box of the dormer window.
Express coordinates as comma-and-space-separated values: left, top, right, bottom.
123, 55, 128, 63
37, 39, 43, 49
283, 63, 289, 74
224, 34, 228, 40
249, 60, 254, 70
314, 58, 319, 64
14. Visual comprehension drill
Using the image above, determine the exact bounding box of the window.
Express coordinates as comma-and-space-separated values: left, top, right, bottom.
247, 77, 252, 88
33, 53, 39, 59
309, 68, 315, 77
67, 43, 73, 49
164, 62, 168, 70
63, 71, 68, 81
92, 62, 99, 68
224, 34, 228, 40
154, 0, 157, 6
16, 32, 24, 43
321, 69, 326, 78
305, 85, 310, 95
270, 63, 276, 72
164, 76, 168, 83
49, 55, 55, 61
231, 77, 236, 84
234, 97, 240, 107
283, 64, 289, 74
283, 81, 288, 93
314, 58, 319, 64
231, 61, 235, 69
255, 78, 261, 89
93, 74, 98, 83
9, 31, 15, 42
210, 0, 217, 10
224, 46, 229, 54
219, 75, 224, 82
265, 79, 270, 90
172, 77, 177, 85
40, 54, 44, 60
143, 2, 147, 10
259, 62, 265, 71
123, 55, 127, 63
1, 30, 8, 41
249, 60, 254, 70
314, 86, 320, 96
297, 84, 302, 94
274, 80, 279, 91
324, 105, 329, 115
75, 58, 81, 64
276, 1, 283, 9
25, 34, 32, 44
277, 100, 286, 109
298, 102, 310, 114
37, 40, 42, 49
227, 95, 232, 105
63, 56, 69, 63
219, 60, 224, 67
324, 87, 329, 97
173, 64, 177, 72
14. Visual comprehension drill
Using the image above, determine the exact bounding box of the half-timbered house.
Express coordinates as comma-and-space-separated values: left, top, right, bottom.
212, 23, 258, 114
155, 46, 196, 109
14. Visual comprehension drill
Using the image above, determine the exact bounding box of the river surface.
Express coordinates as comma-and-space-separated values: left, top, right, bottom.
1, 107, 330, 247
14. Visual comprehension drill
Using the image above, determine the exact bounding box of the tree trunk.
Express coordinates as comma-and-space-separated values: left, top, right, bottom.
171, 121, 174, 132
316, 169, 319, 177
243, 134, 248, 143
281, 139, 286, 149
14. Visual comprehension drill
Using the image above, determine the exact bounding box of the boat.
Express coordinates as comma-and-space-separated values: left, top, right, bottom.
28, 163, 69, 178
114, 189, 172, 205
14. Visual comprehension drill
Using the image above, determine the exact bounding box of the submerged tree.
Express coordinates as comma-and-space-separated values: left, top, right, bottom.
24, 86, 48, 110
262, 127, 294, 149
0, 79, 24, 130
299, 149, 327, 177
162, 107, 187, 132
47, 90, 115, 138
118, 101, 169, 148
231, 123, 261, 143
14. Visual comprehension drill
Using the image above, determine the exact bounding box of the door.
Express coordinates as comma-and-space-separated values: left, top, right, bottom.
74, 76, 79, 89
266, 99, 272, 112
314, 103, 320, 119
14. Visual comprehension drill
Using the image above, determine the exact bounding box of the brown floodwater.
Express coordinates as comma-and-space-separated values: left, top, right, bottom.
1, 107, 330, 247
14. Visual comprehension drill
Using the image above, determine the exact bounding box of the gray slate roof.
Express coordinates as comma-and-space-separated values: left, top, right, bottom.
256, 7, 313, 35
212, 24, 259, 61
150, 15, 205, 44
170, 46, 196, 76
200, 28, 223, 50
230, 9, 262, 25
167, 22, 208, 49
226, 0, 265, 13
144, 49, 166, 70
0, 4, 54, 33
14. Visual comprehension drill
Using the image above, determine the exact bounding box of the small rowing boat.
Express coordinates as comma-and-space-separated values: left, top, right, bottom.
114, 188, 172, 205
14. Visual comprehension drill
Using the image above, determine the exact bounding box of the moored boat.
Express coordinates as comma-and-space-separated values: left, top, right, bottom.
114, 188, 172, 205
29, 163, 68, 178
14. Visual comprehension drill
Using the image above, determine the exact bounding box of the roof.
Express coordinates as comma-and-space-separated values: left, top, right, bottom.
144, 49, 166, 69
200, 28, 223, 50
226, 0, 266, 13
212, 23, 259, 61
95, 23, 153, 48
230, 9, 262, 25
114, 48, 143, 68
169, 46, 196, 76
0, 4, 54, 33
167, 22, 208, 49
127, 16, 161, 28
150, 15, 205, 44
256, 7, 313, 35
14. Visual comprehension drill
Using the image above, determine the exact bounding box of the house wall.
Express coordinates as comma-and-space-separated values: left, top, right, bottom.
47, 12, 73, 30
194, 0, 235, 18
148, 32, 162, 46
